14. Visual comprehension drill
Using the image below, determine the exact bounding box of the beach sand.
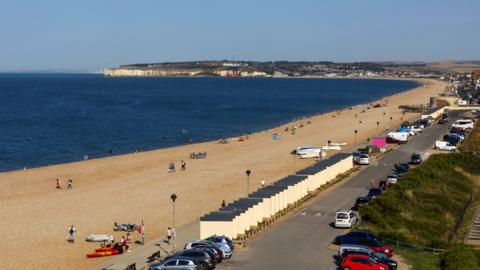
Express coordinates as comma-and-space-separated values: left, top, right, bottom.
0, 78, 446, 270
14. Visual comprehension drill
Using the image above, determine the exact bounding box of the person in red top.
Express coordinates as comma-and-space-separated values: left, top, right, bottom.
120, 236, 127, 251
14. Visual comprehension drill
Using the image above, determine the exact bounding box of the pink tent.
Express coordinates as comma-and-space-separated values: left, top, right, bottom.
372, 136, 386, 149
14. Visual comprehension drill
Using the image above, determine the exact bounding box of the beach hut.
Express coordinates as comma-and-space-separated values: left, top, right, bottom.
249, 185, 288, 218
273, 175, 308, 205
200, 211, 238, 239
220, 198, 264, 234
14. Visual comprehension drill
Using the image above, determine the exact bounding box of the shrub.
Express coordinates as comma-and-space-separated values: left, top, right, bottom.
442, 244, 479, 270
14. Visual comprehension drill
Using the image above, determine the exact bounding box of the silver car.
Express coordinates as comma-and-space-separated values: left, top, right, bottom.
185, 240, 232, 259
149, 258, 203, 270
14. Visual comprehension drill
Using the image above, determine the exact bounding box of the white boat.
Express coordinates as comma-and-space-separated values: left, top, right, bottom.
294, 146, 323, 159
328, 142, 347, 146
86, 234, 114, 242
322, 145, 341, 150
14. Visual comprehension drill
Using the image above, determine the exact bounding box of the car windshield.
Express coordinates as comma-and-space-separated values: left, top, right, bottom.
360, 155, 368, 158
337, 213, 348, 219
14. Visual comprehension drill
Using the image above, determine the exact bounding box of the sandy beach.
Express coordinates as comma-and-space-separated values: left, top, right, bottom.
0, 78, 446, 270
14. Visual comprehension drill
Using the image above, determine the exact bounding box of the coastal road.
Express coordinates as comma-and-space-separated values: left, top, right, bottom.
220, 111, 463, 270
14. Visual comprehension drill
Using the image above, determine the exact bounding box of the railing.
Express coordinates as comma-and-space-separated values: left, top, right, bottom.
379, 237, 447, 254
446, 193, 473, 249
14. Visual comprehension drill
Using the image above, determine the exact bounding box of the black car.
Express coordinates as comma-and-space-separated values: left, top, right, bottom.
353, 196, 371, 210
439, 113, 449, 124
191, 246, 222, 264
334, 230, 378, 245
443, 134, 461, 145
165, 250, 215, 269
341, 249, 397, 270
367, 188, 382, 199
409, 153, 422, 165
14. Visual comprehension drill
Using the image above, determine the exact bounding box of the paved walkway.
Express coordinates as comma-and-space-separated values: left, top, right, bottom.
91, 220, 200, 270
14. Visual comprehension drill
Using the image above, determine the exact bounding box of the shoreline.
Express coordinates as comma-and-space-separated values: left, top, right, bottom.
1, 77, 420, 174
0, 78, 446, 270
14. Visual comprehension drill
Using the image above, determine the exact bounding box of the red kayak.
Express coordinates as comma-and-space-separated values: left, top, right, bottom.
86, 249, 120, 258
95, 247, 113, 252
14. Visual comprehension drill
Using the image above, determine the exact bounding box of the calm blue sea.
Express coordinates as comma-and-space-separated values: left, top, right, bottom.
0, 74, 419, 172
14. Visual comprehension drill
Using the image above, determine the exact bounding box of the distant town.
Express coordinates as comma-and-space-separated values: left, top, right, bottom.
104, 60, 480, 79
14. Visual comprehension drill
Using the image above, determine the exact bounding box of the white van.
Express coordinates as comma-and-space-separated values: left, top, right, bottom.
435, 140, 457, 151
452, 119, 474, 129
335, 211, 358, 228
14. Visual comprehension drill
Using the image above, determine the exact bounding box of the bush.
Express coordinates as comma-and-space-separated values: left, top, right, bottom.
442, 244, 479, 270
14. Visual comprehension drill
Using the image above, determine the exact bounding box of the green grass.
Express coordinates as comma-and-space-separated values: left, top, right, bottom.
358, 152, 480, 269
397, 248, 441, 270
360, 152, 480, 248
461, 120, 480, 153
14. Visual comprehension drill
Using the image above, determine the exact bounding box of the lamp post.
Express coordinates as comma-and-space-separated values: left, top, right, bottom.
354, 130, 358, 144
170, 193, 177, 251
376, 121, 380, 134
245, 170, 251, 196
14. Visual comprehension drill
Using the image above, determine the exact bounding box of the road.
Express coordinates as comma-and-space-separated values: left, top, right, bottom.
220, 111, 462, 270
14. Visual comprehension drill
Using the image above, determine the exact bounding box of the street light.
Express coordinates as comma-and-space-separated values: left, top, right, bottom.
245, 169, 251, 196
170, 193, 177, 251
354, 130, 358, 144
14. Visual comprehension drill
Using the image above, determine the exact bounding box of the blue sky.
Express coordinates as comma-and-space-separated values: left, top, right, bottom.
0, 0, 479, 71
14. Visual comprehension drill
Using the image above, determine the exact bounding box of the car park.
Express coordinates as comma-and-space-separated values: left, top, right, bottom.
149, 258, 205, 270
335, 210, 358, 228
409, 153, 422, 165
358, 154, 370, 165
341, 254, 389, 270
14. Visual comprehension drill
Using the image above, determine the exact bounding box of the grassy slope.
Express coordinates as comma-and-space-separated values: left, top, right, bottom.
461, 120, 480, 153
358, 152, 480, 269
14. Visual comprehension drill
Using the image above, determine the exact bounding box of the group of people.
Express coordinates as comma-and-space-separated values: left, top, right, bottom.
168, 160, 186, 173
56, 178, 74, 189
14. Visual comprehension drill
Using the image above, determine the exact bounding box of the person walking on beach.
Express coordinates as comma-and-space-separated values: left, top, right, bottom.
165, 227, 172, 244
68, 225, 75, 243
181, 160, 186, 171
221, 200, 226, 208
56, 178, 61, 189
67, 179, 73, 189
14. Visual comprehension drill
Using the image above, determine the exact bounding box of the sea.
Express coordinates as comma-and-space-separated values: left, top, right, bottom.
0, 74, 420, 172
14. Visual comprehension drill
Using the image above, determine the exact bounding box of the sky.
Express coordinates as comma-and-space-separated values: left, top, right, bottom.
0, 0, 479, 71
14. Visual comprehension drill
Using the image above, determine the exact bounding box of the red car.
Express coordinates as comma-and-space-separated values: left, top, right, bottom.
341, 254, 389, 270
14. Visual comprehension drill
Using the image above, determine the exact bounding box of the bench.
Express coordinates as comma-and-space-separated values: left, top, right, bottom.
147, 251, 161, 263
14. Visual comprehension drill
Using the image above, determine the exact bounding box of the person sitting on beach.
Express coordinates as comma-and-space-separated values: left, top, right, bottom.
67, 225, 75, 243
127, 233, 132, 244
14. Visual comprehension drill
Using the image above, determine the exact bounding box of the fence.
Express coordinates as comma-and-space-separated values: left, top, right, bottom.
379, 237, 447, 255
445, 193, 473, 249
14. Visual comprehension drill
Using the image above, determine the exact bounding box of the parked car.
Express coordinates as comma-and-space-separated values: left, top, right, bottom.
335, 210, 358, 228
340, 248, 397, 270
334, 230, 378, 245
385, 174, 398, 185
352, 152, 361, 164
409, 153, 422, 165
435, 140, 457, 151
354, 196, 371, 210
367, 188, 382, 199
452, 119, 474, 129
358, 154, 370, 165
150, 258, 205, 270
439, 114, 448, 124
185, 240, 231, 259
443, 134, 462, 145
341, 254, 389, 270
165, 250, 215, 269
204, 235, 234, 253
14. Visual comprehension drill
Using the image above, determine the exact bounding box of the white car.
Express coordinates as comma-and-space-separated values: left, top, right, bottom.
335, 210, 358, 228
358, 154, 370, 165
435, 140, 457, 151
452, 119, 474, 129
387, 174, 398, 185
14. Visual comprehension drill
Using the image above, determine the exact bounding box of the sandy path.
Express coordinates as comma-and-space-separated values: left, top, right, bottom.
0, 79, 445, 270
